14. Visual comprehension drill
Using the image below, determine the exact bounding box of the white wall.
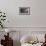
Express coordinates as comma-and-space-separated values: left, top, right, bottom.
0, 0, 46, 29
32, 0, 46, 27
0, 0, 46, 31
0, 0, 32, 27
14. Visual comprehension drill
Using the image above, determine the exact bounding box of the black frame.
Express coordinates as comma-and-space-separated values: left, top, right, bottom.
19, 7, 30, 15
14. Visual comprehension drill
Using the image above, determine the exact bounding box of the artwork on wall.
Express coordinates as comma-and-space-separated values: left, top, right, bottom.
19, 7, 30, 15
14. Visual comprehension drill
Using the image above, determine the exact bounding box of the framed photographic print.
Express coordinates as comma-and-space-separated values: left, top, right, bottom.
19, 7, 30, 15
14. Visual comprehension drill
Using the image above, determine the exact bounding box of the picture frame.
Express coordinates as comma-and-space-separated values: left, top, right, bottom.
19, 7, 30, 15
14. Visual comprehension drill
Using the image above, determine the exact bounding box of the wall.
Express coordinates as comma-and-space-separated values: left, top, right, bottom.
0, 0, 32, 27
32, 0, 46, 27
0, 0, 46, 27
